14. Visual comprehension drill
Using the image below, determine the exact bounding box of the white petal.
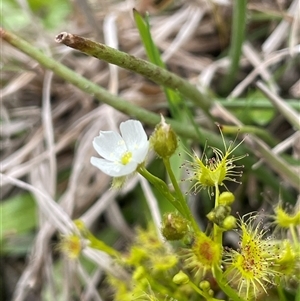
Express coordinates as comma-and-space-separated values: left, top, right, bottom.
132, 141, 149, 163
91, 157, 138, 177
93, 131, 126, 161
120, 120, 148, 152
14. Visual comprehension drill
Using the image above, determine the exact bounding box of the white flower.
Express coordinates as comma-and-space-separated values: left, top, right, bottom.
91, 120, 149, 177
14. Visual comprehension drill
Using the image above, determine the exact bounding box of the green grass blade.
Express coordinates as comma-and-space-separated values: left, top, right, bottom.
222, 0, 247, 94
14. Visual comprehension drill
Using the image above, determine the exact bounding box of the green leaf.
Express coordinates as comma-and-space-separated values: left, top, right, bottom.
1, 193, 37, 243
28, 0, 71, 30
2, 0, 31, 31
247, 91, 275, 125
133, 9, 165, 69
2, 0, 71, 31
133, 9, 182, 118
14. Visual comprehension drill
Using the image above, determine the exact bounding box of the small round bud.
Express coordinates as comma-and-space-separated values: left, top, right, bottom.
182, 232, 194, 246
222, 215, 237, 230
215, 205, 231, 220
207, 205, 231, 226
219, 191, 235, 205
199, 280, 210, 291
161, 212, 189, 240
173, 270, 189, 285
206, 211, 216, 222
150, 115, 178, 158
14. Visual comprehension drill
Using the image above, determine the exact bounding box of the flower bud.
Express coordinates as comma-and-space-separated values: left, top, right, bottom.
222, 215, 237, 230
150, 115, 178, 158
161, 212, 189, 240
208, 289, 214, 297
206, 211, 216, 223
219, 191, 235, 205
182, 232, 194, 246
199, 280, 210, 291
215, 205, 231, 220
207, 205, 231, 226
173, 270, 189, 285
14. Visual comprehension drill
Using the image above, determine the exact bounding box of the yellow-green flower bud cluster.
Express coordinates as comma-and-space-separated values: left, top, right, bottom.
207, 205, 236, 230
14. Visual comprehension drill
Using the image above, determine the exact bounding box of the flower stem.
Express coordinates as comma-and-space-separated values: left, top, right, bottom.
75, 220, 120, 258
213, 265, 244, 301
289, 225, 298, 245
213, 185, 223, 246
137, 166, 185, 216
188, 280, 225, 301
163, 158, 199, 232
277, 283, 287, 301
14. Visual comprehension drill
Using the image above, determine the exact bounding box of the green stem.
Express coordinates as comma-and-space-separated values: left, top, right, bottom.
221, 124, 277, 147
137, 166, 184, 216
216, 99, 300, 111
55, 32, 212, 116
188, 280, 224, 301
75, 220, 120, 257
276, 282, 287, 301
0, 28, 206, 141
289, 225, 298, 245
140, 269, 179, 298
213, 265, 245, 301
163, 158, 199, 232
213, 185, 223, 246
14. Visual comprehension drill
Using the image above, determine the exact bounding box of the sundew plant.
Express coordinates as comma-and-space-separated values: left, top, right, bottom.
1, 2, 300, 301
59, 118, 299, 301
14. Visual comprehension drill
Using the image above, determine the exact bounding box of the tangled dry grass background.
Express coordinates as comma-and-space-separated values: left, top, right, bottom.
1, 0, 300, 300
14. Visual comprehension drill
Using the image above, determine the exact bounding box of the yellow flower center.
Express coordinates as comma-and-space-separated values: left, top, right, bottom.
121, 151, 132, 165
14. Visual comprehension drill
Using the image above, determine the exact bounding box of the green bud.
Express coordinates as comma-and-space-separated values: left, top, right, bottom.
219, 191, 235, 205
182, 232, 194, 246
173, 270, 189, 285
161, 212, 189, 240
207, 205, 231, 226
150, 115, 178, 158
222, 215, 237, 230
199, 280, 210, 291
208, 289, 214, 297
206, 211, 216, 222
215, 205, 231, 220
